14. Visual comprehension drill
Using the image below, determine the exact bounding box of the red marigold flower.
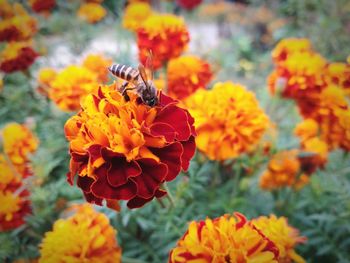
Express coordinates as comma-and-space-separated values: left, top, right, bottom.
167, 55, 212, 100
169, 212, 279, 263
0, 3, 37, 41
0, 42, 38, 73
0, 156, 31, 231
29, 0, 56, 13
137, 14, 190, 70
64, 84, 196, 209
176, 0, 203, 10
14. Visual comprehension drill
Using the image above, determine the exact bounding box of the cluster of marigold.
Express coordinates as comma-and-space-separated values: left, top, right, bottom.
0, 0, 40, 74
261, 38, 350, 191
38, 205, 306, 263
0, 122, 38, 231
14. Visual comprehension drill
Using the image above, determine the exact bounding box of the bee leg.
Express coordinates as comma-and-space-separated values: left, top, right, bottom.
120, 82, 131, 102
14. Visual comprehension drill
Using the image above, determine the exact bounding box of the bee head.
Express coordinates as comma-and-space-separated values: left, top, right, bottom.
142, 83, 158, 107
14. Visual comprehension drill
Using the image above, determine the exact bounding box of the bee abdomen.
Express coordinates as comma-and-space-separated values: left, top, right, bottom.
108, 64, 139, 81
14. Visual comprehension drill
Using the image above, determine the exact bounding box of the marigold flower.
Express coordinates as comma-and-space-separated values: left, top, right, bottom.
0, 41, 38, 73
77, 3, 107, 24
64, 84, 196, 209
122, 2, 153, 32
82, 54, 112, 83
48, 65, 99, 112
299, 137, 328, 174
260, 150, 309, 190
0, 3, 37, 41
29, 0, 56, 13
39, 204, 121, 262
294, 119, 319, 143
0, 178, 31, 231
184, 81, 269, 160
271, 38, 313, 63
167, 55, 212, 100
176, 0, 203, 10
2, 122, 39, 171
315, 85, 350, 151
36, 67, 57, 96
252, 215, 306, 263
137, 14, 190, 70
324, 62, 350, 96
169, 212, 279, 263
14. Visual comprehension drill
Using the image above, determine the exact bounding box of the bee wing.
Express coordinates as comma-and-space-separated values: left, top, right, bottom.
145, 50, 154, 81
138, 64, 149, 86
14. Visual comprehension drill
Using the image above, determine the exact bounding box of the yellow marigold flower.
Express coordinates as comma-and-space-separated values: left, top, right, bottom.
137, 13, 190, 69
167, 55, 213, 100
77, 3, 107, 24
0, 41, 38, 73
48, 65, 99, 112
252, 215, 306, 263
0, 3, 37, 41
260, 150, 309, 190
294, 119, 319, 143
272, 38, 313, 63
39, 204, 122, 262
169, 212, 279, 263
122, 2, 153, 32
185, 81, 269, 160
2, 122, 39, 169
36, 67, 57, 96
82, 53, 112, 83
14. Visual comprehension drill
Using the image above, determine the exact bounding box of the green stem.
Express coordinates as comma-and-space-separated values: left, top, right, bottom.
163, 182, 175, 208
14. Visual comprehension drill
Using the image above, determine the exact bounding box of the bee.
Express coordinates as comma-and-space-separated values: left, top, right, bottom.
108, 54, 159, 107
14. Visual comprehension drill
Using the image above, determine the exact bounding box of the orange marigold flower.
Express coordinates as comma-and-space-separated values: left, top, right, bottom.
39, 204, 121, 262
122, 2, 153, 32
0, 0, 13, 18
137, 14, 190, 70
48, 65, 99, 112
184, 81, 269, 160
64, 84, 196, 209
0, 41, 38, 73
29, 0, 56, 13
272, 38, 313, 63
36, 67, 57, 96
82, 53, 112, 83
77, 3, 107, 24
169, 212, 279, 263
252, 215, 306, 263
259, 150, 309, 190
167, 55, 212, 100
0, 3, 37, 41
176, 0, 203, 10
2, 122, 39, 172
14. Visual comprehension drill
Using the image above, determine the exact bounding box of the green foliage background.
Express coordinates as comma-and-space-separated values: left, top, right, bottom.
0, 0, 349, 262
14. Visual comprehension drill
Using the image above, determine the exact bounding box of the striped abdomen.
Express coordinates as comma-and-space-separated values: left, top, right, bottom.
108, 64, 139, 82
